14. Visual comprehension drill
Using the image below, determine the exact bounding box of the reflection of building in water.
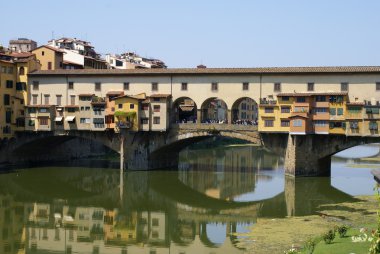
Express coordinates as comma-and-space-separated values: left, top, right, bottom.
0, 195, 28, 254
178, 145, 282, 200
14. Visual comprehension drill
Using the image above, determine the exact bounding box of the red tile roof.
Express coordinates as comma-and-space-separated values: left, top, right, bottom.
29, 66, 380, 76
149, 94, 172, 98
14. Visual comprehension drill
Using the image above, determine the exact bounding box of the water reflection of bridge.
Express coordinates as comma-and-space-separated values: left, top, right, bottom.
0, 163, 358, 254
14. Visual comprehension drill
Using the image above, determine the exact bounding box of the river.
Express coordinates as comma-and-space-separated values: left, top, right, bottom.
0, 139, 377, 254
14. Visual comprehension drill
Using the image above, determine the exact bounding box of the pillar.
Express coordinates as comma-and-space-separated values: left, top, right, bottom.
120, 134, 125, 203
227, 109, 232, 125
284, 134, 331, 177
197, 109, 202, 125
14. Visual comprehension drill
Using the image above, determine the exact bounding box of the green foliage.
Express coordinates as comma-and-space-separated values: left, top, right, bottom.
369, 184, 380, 254
334, 225, 349, 238
322, 230, 335, 244
114, 111, 136, 118
304, 237, 319, 254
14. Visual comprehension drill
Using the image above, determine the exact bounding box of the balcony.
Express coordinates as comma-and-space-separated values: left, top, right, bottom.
91, 97, 106, 105
117, 121, 132, 129
259, 99, 277, 105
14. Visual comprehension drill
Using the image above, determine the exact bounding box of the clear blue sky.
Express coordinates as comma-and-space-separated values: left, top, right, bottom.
1, 0, 379, 68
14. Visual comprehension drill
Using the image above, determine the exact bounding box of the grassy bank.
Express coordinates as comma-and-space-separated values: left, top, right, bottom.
234, 195, 378, 254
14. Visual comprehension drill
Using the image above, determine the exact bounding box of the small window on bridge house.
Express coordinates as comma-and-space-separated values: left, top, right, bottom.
341, 82, 349, 92
296, 97, 305, 103
281, 96, 289, 101
243, 82, 249, 90
124, 82, 129, 90
264, 107, 274, 113
315, 95, 326, 102
376, 82, 380, 91
211, 82, 218, 91
274, 82, 281, 92
181, 82, 188, 91
293, 120, 302, 127
307, 82, 314, 91
130, 104, 135, 109
33, 81, 39, 90
118, 104, 122, 109
68, 82, 74, 89
264, 119, 274, 127
152, 82, 158, 91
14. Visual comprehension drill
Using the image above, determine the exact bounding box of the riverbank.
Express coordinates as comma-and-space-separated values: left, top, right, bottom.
234, 195, 378, 254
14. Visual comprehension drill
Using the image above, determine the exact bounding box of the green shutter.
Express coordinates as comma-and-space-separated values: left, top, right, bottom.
337, 108, 343, 115
372, 108, 380, 114
329, 108, 336, 115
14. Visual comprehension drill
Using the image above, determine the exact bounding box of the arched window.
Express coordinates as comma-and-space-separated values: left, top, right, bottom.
19, 67, 25, 75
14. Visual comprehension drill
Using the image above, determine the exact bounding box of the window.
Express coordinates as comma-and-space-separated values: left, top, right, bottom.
181, 82, 188, 91
341, 82, 349, 92
377, 82, 380, 91
152, 82, 158, 91
5, 110, 11, 124
130, 104, 135, 109
293, 119, 303, 127
274, 82, 281, 92
142, 104, 149, 110
153, 105, 160, 112
329, 121, 345, 129
95, 82, 101, 91
39, 108, 47, 113
281, 107, 290, 113
348, 106, 361, 113
124, 82, 129, 90
315, 95, 326, 102
264, 120, 274, 127
314, 120, 327, 127
33, 81, 39, 90
48, 62, 52, 70
32, 95, 37, 105
330, 108, 336, 115
3, 94, 10, 105
68, 82, 74, 89
39, 117, 48, 125
6, 80, 13, 88
307, 82, 314, 91
1, 66, 6, 73
264, 107, 274, 113
152, 218, 159, 226
243, 82, 249, 90
241, 112, 246, 118
369, 121, 378, 130
296, 97, 306, 103
350, 121, 359, 129
281, 120, 290, 127
141, 118, 149, 124
211, 82, 218, 91
314, 107, 327, 114
7, 67, 13, 74
44, 95, 50, 105
153, 117, 160, 124
70, 95, 76, 105
241, 103, 247, 110
16, 82, 26, 91
118, 104, 122, 109
153, 97, 160, 102
42, 51, 45, 56
281, 96, 289, 101
19, 67, 25, 75
337, 108, 344, 115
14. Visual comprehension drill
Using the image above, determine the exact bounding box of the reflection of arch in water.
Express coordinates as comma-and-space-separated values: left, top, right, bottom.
231, 97, 258, 123
172, 97, 198, 123
200, 97, 228, 123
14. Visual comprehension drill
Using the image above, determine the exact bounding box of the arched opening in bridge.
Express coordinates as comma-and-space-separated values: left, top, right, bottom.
200, 98, 228, 123
328, 143, 380, 196
172, 97, 198, 123
231, 97, 258, 125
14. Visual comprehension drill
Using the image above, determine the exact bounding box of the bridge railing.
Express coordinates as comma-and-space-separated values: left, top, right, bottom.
172, 123, 258, 131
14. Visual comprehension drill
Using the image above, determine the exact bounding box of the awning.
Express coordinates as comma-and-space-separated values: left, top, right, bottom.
54, 116, 63, 122
65, 116, 75, 122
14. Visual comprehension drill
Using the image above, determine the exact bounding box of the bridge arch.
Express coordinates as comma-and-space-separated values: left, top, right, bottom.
231, 97, 258, 124
200, 97, 228, 123
171, 97, 198, 123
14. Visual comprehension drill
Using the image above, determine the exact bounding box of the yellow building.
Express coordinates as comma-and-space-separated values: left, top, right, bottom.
11, 52, 41, 132
345, 102, 364, 136
32, 45, 64, 70
0, 54, 16, 140
114, 93, 146, 132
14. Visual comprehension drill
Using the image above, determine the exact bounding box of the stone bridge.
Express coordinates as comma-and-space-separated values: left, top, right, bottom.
1, 123, 379, 177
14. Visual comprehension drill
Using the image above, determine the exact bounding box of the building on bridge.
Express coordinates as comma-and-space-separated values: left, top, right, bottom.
25, 67, 380, 136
